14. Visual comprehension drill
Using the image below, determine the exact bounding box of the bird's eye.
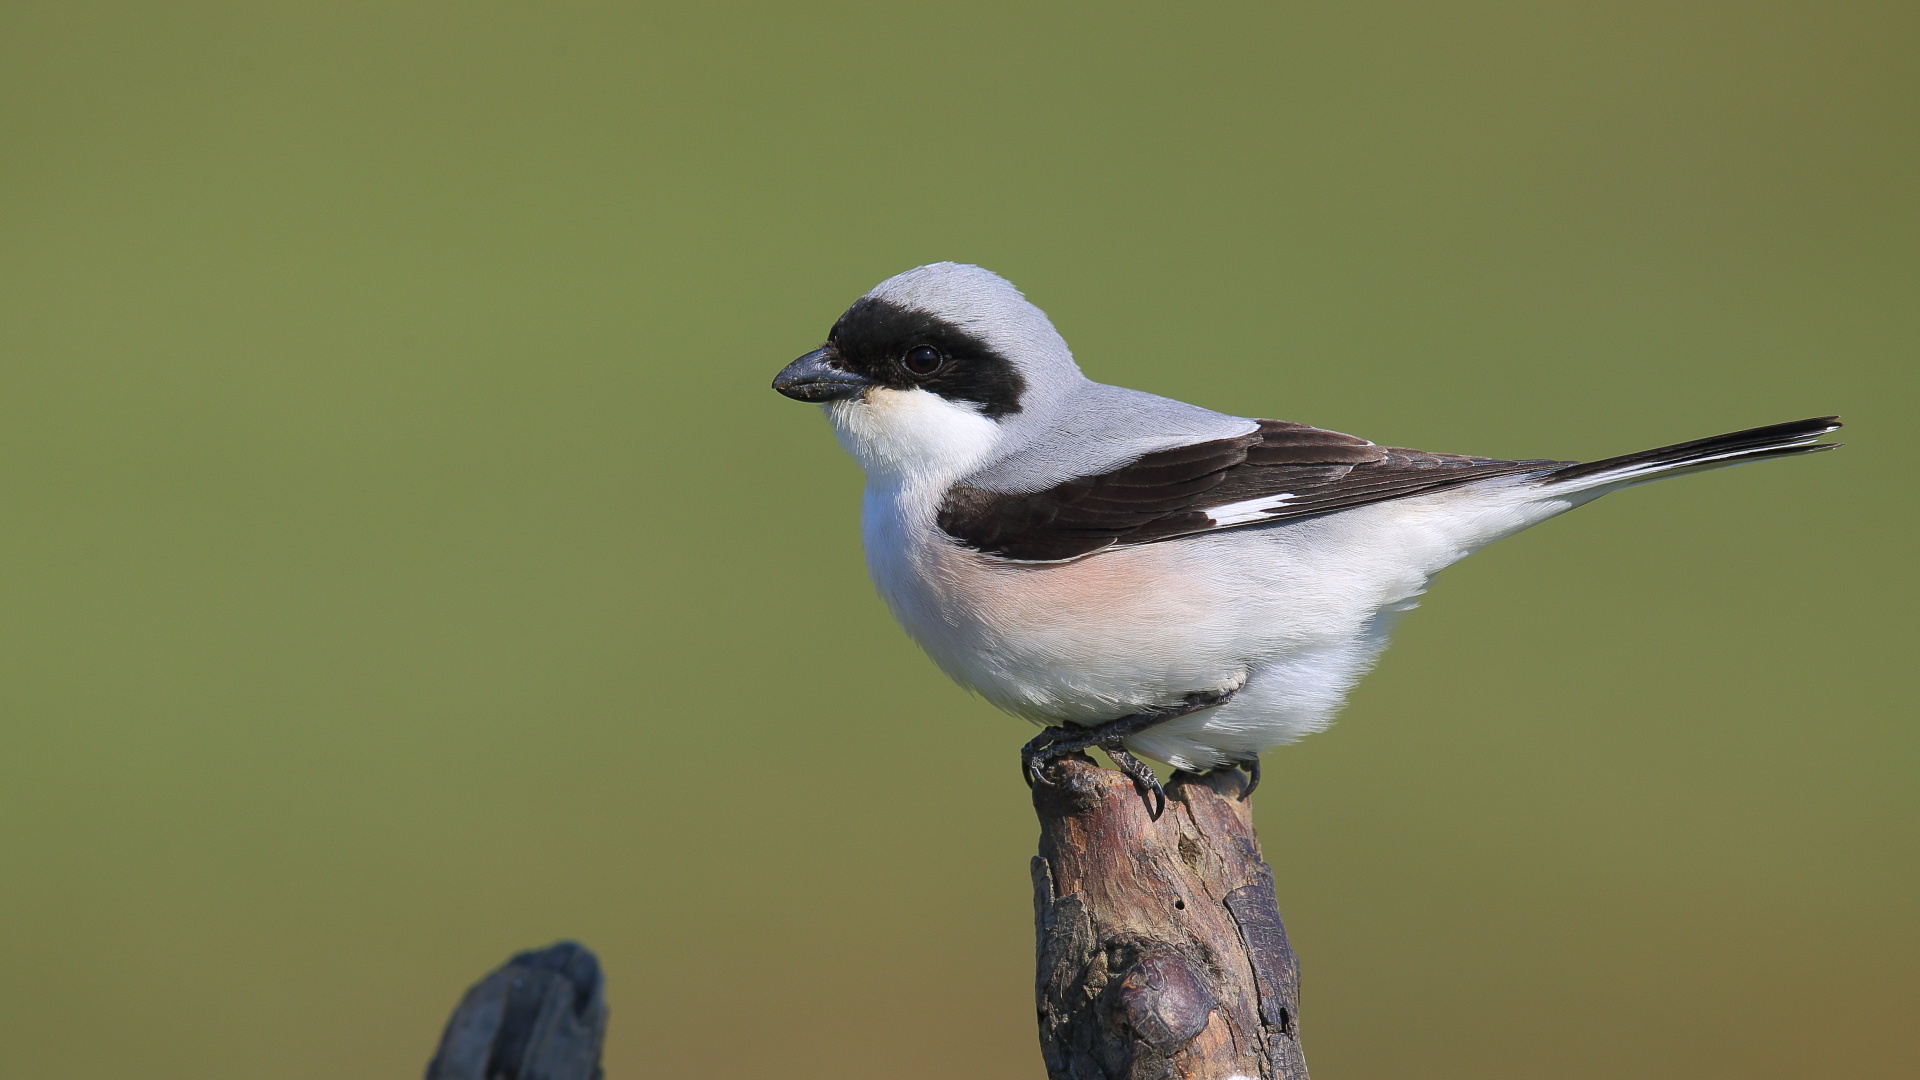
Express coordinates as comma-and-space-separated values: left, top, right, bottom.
901, 344, 944, 376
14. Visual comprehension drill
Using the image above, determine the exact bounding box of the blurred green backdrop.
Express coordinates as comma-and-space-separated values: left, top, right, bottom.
1, 2, 1913, 1077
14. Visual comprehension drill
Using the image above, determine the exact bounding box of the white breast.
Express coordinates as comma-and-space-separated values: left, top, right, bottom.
862, 490, 1258, 725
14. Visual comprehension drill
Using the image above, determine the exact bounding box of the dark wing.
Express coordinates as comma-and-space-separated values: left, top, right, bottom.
937, 420, 1568, 562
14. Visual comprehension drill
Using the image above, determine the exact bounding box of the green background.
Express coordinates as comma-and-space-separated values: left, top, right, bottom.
1, 2, 1912, 1077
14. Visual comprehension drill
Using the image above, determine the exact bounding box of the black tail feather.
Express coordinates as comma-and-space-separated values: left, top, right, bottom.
1545, 416, 1842, 486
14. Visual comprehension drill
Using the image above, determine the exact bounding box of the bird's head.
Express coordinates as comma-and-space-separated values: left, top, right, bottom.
773, 263, 1085, 482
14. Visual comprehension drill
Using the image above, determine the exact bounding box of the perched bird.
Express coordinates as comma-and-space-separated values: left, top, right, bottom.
773, 262, 1839, 815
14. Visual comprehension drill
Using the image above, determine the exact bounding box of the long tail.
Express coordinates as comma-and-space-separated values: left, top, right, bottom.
1540, 416, 1842, 493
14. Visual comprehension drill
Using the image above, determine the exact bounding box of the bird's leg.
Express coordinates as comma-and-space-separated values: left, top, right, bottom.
1021, 685, 1241, 819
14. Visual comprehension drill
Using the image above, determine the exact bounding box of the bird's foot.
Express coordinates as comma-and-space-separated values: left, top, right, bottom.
1020, 686, 1241, 820
1105, 746, 1167, 820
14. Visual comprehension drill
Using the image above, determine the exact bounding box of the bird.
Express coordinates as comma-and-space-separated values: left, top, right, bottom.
772, 262, 1840, 816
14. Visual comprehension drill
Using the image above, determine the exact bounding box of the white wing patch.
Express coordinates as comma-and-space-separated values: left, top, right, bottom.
1206, 493, 1297, 526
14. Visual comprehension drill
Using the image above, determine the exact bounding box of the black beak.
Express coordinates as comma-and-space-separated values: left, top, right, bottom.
773, 347, 873, 403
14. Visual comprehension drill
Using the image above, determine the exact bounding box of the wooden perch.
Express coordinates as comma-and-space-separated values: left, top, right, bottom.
425, 941, 607, 1080
419, 762, 1302, 1080
1033, 756, 1308, 1080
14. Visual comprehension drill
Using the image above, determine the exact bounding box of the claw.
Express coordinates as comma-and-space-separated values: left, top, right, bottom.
1239, 756, 1261, 801
1021, 725, 1073, 788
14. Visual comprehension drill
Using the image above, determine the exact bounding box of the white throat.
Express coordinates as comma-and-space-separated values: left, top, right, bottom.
824, 387, 1003, 492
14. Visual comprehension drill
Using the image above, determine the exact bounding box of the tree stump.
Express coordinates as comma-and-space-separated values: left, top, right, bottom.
1032, 756, 1308, 1080
425, 941, 608, 1080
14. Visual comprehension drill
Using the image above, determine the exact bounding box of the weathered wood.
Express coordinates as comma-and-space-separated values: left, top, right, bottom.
426, 941, 608, 1080
1033, 756, 1308, 1080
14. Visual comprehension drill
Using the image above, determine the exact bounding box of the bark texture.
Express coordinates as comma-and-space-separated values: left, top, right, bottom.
1033, 757, 1308, 1080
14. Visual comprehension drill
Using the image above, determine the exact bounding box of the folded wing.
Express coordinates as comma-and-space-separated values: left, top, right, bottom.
937, 420, 1567, 562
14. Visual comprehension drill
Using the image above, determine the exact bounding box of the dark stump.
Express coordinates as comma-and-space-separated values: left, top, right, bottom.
425, 941, 607, 1080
